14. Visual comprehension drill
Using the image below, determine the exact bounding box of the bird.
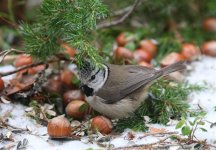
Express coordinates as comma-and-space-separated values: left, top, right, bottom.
78, 61, 186, 119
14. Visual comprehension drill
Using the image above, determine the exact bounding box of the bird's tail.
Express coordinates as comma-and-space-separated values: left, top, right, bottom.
160, 61, 186, 75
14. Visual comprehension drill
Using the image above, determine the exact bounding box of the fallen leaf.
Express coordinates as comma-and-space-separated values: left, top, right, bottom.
44, 103, 54, 110
6, 131, 12, 139
143, 116, 151, 123
46, 109, 56, 116
25, 107, 33, 112
3, 75, 36, 96
71, 120, 81, 127
149, 127, 167, 134
125, 132, 135, 140
0, 96, 11, 103
39, 113, 43, 119
3, 143, 16, 149
26, 125, 32, 132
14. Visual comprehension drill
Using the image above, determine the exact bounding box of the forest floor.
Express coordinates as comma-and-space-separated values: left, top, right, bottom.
1, 56, 216, 150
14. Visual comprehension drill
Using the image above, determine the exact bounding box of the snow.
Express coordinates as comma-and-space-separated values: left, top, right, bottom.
1, 56, 216, 149
0, 65, 15, 84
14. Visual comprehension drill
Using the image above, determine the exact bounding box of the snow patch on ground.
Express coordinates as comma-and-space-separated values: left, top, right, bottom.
1, 56, 216, 149
0, 65, 15, 84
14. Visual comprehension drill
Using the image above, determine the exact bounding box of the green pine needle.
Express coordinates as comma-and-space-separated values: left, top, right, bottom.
115, 115, 148, 132
20, 0, 108, 67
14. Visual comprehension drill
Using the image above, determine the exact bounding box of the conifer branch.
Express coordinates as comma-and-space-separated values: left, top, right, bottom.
20, 0, 108, 67
96, 0, 141, 29
0, 49, 24, 63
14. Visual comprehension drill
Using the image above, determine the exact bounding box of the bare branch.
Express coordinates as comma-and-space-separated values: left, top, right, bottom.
0, 49, 24, 64
0, 17, 18, 28
112, 6, 133, 16
0, 61, 50, 77
0, 56, 74, 77
138, 131, 178, 139
96, 0, 140, 29
0, 52, 75, 77
113, 136, 171, 150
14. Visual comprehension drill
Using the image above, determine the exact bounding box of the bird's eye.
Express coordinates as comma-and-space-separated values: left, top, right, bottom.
91, 75, 95, 80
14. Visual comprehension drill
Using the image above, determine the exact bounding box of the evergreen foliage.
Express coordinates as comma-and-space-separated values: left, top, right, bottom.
114, 115, 147, 132
20, 0, 108, 67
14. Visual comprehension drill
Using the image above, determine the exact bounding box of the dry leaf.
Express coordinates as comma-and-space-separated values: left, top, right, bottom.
26, 125, 32, 132
46, 109, 56, 116
39, 113, 43, 119
0, 96, 11, 103
149, 127, 167, 134
143, 116, 151, 123
25, 107, 33, 112
2, 143, 16, 149
4, 75, 36, 96
166, 118, 179, 126
44, 104, 54, 110
81, 137, 89, 144
71, 120, 81, 127
125, 132, 135, 140
6, 131, 12, 139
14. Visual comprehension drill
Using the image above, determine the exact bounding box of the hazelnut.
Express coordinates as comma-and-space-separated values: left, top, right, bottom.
91, 116, 112, 134
138, 61, 152, 68
201, 41, 216, 57
45, 78, 62, 93
139, 39, 157, 56
14, 54, 33, 67
63, 90, 85, 106
47, 115, 71, 138
65, 100, 87, 119
203, 18, 216, 31
60, 70, 74, 87
133, 49, 152, 63
181, 43, 200, 61
61, 43, 76, 57
160, 52, 185, 67
115, 47, 133, 60
0, 77, 5, 91
116, 33, 130, 46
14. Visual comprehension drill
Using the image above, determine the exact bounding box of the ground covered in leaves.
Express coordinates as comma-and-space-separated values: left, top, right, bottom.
1, 56, 216, 150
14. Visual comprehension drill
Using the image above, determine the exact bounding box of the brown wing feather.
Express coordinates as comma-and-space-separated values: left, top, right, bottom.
96, 64, 159, 103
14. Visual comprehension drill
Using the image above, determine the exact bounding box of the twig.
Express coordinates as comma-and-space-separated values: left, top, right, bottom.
0, 17, 18, 28
96, 0, 140, 29
191, 125, 198, 142
49, 135, 81, 141
0, 48, 24, 64
0, 119, 28, 132
39, 107, 49, 123
113, 136, 171, 150
0, 55, 74, 77
0, 49, 23, 55
138, 131, 178, 139
111, 0, 143, 17
208, 144, 216, 149
173, 134, 215, 149
112, 6, 133, 16
0, 60, 55, 77
0, 55, 18, 64
0, 142, 16, 150
72, 120, 89, 132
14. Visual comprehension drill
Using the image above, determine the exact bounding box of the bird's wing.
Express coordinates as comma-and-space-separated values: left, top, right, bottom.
96, 64, 162, 104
